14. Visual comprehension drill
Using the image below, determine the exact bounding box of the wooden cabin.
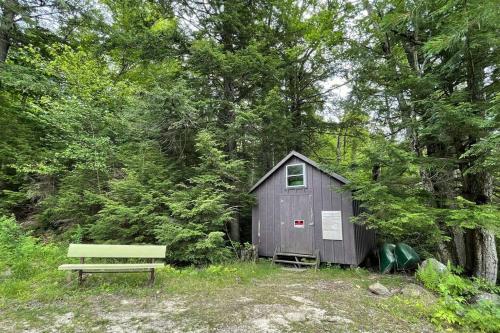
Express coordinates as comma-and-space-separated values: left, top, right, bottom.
250, 151, 375, 266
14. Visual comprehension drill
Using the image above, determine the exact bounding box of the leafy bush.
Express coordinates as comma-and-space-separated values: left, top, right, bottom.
156, 221, 232, 264
0, 215, 24, 252
416, 262, 500, 332
0, 215, 67, 300
416, 260, 444, 292
463, 301, 500, 332
417, 263, 474, 299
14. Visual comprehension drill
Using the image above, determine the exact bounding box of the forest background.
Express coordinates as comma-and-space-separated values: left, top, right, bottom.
0, 0, 498, 283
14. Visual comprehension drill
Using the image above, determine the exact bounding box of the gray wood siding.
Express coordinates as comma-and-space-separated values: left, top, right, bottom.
251, 155, 375, 265
351, 199, 376, 265
354, 224, 377, 265
341, 190, 357, 264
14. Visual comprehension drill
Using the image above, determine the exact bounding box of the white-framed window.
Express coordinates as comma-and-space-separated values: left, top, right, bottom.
286, 163, 306, 188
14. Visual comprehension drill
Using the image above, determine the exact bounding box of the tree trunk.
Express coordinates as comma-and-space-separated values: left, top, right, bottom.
471, 228, 498, 283
0, 0, 17, 63
455, 29, 498, 282
371, 164, 380, 181
436, 241, 453, 265
462, 170, 497, 283
452, 227, 467, 268
336, 131, 342, 163
229, 218, 240, 243
0, 34, 10, 63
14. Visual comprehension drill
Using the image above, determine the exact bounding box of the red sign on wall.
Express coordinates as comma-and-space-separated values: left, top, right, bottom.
294, 220, 305, 228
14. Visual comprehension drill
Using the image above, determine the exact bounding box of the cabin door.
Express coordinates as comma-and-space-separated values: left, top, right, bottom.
280, 194, 314, 255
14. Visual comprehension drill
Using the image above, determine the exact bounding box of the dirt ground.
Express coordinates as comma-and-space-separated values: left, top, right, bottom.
1, 267, 438, 333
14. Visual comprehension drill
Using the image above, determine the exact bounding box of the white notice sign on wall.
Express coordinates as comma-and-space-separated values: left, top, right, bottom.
322, 211, 342, 240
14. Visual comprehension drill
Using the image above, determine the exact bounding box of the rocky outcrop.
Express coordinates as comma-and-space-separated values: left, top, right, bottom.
368, 282, 390, 296
470, 292, 500, 305
420, 258, 447, 273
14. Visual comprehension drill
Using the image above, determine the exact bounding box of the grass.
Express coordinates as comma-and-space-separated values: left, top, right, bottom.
0, 260, 447, 332
2, 260, 279, 301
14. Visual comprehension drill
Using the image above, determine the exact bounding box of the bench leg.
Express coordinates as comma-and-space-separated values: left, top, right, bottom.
78, 257, 85, 286
149, 268, 155, 286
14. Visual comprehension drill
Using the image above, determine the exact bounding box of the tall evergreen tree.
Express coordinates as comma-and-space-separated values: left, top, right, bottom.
344, 0, 498, 282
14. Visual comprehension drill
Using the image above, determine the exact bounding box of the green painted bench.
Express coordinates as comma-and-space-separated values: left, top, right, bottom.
58, 244, 166, 285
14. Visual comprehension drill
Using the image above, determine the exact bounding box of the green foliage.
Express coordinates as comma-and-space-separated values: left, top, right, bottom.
0, 217, 278, 302
349, 139, 445, 256
0, 216, 67, 300
463, 302, 500, 333
155, 131, 247, 264
156, 224, 231, 265
87, 143, 174, 243
0, 0, 363, 268
0, 215, 24, 252
342, 0, 499, 284
0, 215, 276, 303
421, 266, 474, 299
416, 263, 500, 332
445, 197, 500, 235
0, 0, 497, 296
416, 261, 444, 293
430, 293, 500, 332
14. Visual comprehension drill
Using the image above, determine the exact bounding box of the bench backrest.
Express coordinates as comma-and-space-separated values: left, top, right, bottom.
67, 244, 166, 259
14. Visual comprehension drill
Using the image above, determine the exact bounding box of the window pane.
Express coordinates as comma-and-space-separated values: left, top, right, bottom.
287, 175, 304, 186
287, 165, 303, 176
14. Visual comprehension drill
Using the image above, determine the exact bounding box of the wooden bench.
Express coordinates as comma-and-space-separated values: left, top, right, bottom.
58, 244, 166, 285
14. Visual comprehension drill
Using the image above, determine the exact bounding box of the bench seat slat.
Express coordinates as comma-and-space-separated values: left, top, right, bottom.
68, 269, 158, 273
58, 263, 164, 272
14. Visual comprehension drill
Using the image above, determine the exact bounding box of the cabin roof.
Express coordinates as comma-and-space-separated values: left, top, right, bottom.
249, 151, 350, 192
